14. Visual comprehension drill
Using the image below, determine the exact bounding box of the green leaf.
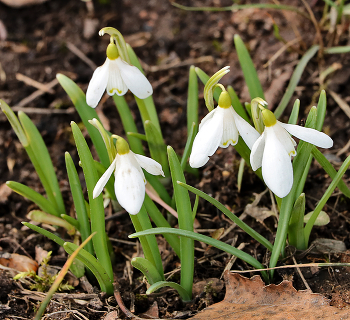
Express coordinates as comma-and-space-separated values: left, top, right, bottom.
130, 227, 269, 282
227, 85, 250, 122
71, 122, 113, 281
178, 182, 273, 251
234, 34, 265, 100
167, 146, 194, 298
288, 193, 306, 250
274, 45, 319, 119
7, 181, 60, 217
56, 74, 110, 168
65, 152, 94, 255
64, 242, 114, 295
187, 66, 199, 133
131, 257, 163, 285
22, 222, 65, 246
288, 99, 300, 125
147, 281, 191, 302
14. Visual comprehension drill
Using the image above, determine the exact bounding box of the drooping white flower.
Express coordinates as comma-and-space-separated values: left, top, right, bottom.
93, 138, 164, 215
250, 108, 333, 198
189, 91, 260, 168
86, 43, 153, 108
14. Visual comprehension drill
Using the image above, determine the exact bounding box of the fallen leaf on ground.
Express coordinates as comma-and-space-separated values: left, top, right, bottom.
0, 0, 47, 7
190, 272, 350, 319
0, 252, 38, 272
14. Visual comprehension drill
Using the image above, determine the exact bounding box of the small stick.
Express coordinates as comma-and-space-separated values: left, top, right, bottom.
16, 73, 55, 94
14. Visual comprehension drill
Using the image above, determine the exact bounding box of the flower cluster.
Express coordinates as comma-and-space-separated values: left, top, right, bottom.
189, 88, 333, 198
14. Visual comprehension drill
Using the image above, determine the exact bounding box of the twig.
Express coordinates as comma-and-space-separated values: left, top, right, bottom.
292, 255, 312, 291
16, 73, 55, 94
66, 41, 97, 71
13, 78, 59, 109
144, 56, 214, 73
11, 107, 75, 114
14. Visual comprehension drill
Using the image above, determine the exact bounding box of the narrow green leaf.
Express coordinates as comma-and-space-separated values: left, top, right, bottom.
178, 182, 273, 251
324, 46, 350, 54
288, 193, 306, 250
65, 152, 94, 255
304, 154, 350, 245
316, 90, 327, 131
147, 281, 191, 302
180, 122, 197, 173
23, 222, 65, 246
7, 181, 60, 217
143, 195, 180, 257
167, 146, 194, 298
71, 122, 113, 281
311, 147, 350, 198
274, 45, 319, 119
0, 100, 28, 146
61, 214, 80, 230
131, 257, 163, 285
64, 242, 114, 295
288, 99, 300, 125
130, 227, 269, 282
56, 74, 110, 168
234, 34, 265, 100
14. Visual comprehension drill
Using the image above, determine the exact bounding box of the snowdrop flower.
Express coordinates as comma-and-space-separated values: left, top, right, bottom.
93, 138, 164, 215
86, 43, 153, 108
250, 108, 333, 198
189, 91, 260, 168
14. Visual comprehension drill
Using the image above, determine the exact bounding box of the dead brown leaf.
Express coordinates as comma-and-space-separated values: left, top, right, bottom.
0, 252, 38, 272
0, 0, 47, 7
0, 183, 12, 203
191, 272, 350, 319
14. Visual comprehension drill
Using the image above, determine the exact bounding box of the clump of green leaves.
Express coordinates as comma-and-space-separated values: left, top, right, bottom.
14, 252, 74, 292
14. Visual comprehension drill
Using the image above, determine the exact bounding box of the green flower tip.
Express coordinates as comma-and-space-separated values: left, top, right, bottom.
262, 109, 276, 127
116, 137, 130, 155
106, 43, 119, 60
218, 91, 231, 109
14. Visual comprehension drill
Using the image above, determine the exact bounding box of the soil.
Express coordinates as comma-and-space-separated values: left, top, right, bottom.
1, 0, 350, 319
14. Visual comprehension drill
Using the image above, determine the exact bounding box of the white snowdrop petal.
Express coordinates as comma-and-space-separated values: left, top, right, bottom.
231, 108, 260, 149
262, 127, 294, 198
198, 108, 216, 130
250, 132, 265, 171
133, 153, 165, 177
280, 123, 333, 149
220, 107, 239, 148
93, 157, 117, 198
116, 57, 153, 99
86, 59, 109, 108
274, 122, 297, 158
106, 59, 128, 96
114, 155, 145, 215
189, 108, 223, 168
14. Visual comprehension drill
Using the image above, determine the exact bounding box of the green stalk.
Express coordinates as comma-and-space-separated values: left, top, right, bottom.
130, 227, 269, 282
136, 206, 164, 279
71, 122, 113, 281
126, 44, 162, 133
167, 146, 194, 298
65, 152, 94, 255
187, 65, 199, 134
113, 95, 144, 155
180, 122, 197, 172
144, 195, 181, 256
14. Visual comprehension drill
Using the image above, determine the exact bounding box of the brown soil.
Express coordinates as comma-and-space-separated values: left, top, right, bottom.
1, 0, 350, 319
